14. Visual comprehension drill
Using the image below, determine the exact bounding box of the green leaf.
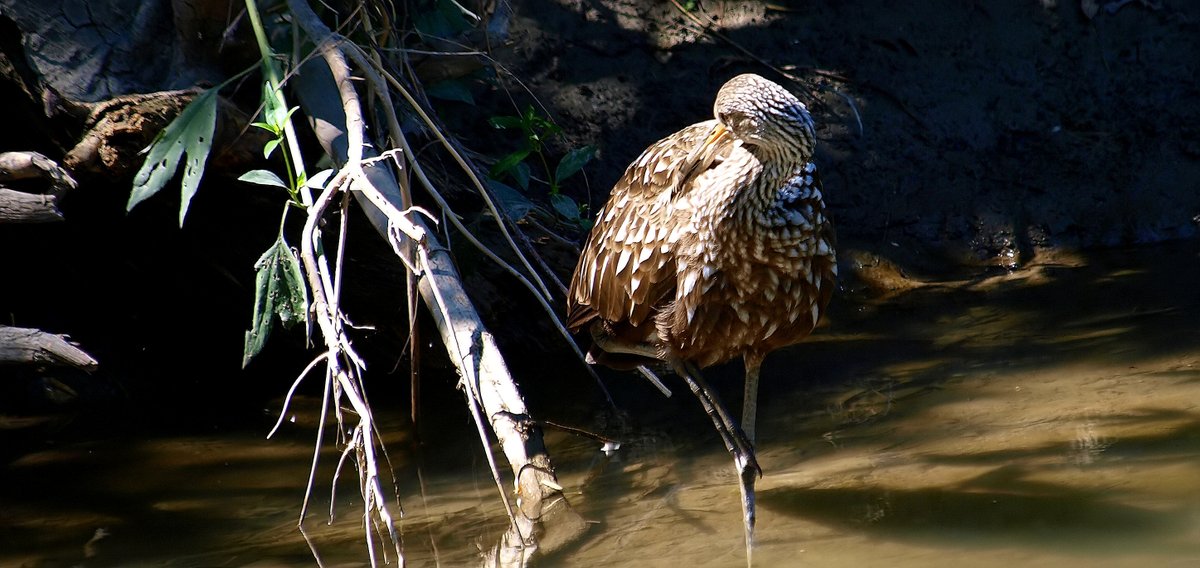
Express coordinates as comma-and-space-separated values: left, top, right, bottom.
489, 148, 530, 179
127, 87, 219, 227
488, 115, 524, 129
487, 180, 536, 221
242, 233, 309, 368
554, 145, 597, 184
262, 138, 281, 160
512, 161, 531, 190
550, 193, 580, 221
436, 0, 474, 33
526, 109, 560, 134
304, 168, 335, 191
238, 169, 288, 189
261, 81, 288, 127
537, 119, 562, 136
426, 79, 475, 104
414, 0, 472, 39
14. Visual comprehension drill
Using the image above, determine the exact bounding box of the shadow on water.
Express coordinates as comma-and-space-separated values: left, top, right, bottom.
760, 483, 1196, 554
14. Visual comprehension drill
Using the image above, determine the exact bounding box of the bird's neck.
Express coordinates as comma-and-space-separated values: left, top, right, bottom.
737, 154, 808, 202
725, 156, 824, 232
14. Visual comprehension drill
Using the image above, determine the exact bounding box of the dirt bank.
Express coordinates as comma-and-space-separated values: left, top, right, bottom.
498, 0, 1200, 267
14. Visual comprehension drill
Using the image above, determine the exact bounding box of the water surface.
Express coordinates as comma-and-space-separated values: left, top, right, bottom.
3, 244, 1199, 567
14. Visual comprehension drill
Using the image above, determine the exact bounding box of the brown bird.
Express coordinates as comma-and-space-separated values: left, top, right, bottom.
566, 73, 836, 550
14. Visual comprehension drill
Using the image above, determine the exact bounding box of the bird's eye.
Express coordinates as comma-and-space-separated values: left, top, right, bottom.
719, 110, 747, 130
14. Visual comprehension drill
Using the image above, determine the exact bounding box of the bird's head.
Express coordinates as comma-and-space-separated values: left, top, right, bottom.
712, 74, 815, 161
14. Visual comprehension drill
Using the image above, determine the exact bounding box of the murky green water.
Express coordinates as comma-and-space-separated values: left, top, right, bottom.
4, 243, 1200, 567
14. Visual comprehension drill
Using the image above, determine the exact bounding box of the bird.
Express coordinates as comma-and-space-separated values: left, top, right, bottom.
565, 73, 836, 555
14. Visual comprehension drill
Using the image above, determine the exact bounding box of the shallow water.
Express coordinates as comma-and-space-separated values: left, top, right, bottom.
3, 243, 1200, 567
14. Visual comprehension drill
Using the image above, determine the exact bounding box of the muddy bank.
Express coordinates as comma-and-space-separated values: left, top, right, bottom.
497, 0, 1200, 265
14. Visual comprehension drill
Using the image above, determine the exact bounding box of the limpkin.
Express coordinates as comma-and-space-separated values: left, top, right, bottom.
566, 73, 836, 552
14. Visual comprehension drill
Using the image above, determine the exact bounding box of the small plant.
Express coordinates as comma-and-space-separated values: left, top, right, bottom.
488, 105, 595, 225
237, 81, 308, 206
128, 5, 317, 368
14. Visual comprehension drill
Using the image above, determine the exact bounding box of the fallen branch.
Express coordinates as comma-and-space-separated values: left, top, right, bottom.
0, 188, 63, 223
0, 151, 77, 224
286, 0, 586, 562
0, 326, 98, 371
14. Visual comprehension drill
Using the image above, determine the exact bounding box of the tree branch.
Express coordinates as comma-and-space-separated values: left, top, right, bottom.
286, 0, 585, 561
0, 326, 98, 371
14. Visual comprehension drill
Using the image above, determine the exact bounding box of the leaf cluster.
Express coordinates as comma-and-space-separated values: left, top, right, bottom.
487, 105, 595, 226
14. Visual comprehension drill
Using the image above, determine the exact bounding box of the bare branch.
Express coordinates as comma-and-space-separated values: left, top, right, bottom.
0, 326, 98, 371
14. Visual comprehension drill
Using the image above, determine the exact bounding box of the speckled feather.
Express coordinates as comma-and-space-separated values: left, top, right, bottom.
567, 74, 836, 369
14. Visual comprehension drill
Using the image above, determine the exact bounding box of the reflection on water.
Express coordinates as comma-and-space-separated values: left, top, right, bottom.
3, 243, 1200, 567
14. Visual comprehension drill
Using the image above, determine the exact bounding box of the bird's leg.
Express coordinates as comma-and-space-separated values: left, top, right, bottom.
588, 330, 673, 396
739, 354, 766, 566
671, 359, 760, 561
742, 353, 764, 443
672, 360, 761, 476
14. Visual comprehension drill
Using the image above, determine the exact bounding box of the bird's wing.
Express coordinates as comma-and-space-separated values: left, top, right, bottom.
567, 120, 734, 331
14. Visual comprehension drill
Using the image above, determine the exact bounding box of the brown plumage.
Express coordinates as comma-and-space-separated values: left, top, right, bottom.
566, 73, 836, 547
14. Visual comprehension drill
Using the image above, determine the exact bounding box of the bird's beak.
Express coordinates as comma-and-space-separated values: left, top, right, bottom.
680, 123, 733, 187
703, 123, 730, 149
687, 122, 730, 164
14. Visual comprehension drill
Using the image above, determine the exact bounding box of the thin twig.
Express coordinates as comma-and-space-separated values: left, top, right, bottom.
352, 34, 614, 405
294, 74, 402, 568
525, 216, 582, 252
269, 352, 329, 439
331, 429, 358, 522
357, 51, 555, 302
301, 361, 334, 521
375, 150, 615, 406
538, 419, 620, 446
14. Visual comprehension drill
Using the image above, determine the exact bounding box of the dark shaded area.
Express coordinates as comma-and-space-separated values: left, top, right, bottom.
759, 484, 1195, 554
492, 0, 1200, 261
